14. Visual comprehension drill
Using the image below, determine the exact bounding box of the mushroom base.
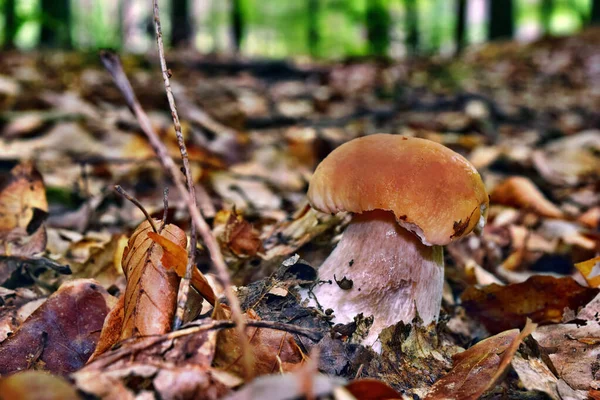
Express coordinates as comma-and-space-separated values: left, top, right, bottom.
312, 210, 444, 349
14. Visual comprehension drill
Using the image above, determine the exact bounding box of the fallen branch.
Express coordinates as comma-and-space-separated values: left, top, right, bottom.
99, 50, 251, 375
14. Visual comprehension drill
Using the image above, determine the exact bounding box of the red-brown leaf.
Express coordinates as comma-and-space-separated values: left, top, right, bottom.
0, 279, 114, 376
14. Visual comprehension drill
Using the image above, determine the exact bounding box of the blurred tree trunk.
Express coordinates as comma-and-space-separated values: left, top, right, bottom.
366, 0, 391, 57
3, 0, 16, 49
171, 0, 192, 47
430, 0, 443, 53
40, 0, 72, 48
455, 0, 467, 54
231, 0, 245, 53
405, 0, 419, 54
541, 0, 554, 34
488, 0, 514, 41
307, 0, 320, 58
592, 0, 600, 25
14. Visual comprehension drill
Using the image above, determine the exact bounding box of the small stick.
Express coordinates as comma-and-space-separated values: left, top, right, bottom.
160, 187, 169, 231
150, 0, 199, 334
114, 185, 158, 233
100, 51, 252, 376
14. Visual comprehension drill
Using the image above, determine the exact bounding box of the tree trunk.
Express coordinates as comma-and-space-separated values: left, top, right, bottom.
405, 0, 419, 54
3, 0, 16, 49
39, 0, 72, 48
488, 0, 514, 41
592, 0, 600, 25
541, 0, 554, 34
307, 0, 320, 58
455, 0, 467, 54
171, 0, 192, 48
231, 0, 245, 53
366, 0, 391, 57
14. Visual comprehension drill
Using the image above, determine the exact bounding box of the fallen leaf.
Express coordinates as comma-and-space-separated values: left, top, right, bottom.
461, 275, 598, 333
578, 206, 600, 229
0, 370, 80, 400
214, 209, 263, 258
345, 379, 402, 400
0, 279, 114, 376
425, 320, 536, 400
575, 256, 600, 287
0, 162, 48, 256
490, 176, 564, 218
87, 294, 124, 361
212, 305, 304, 378
221, 372, 345, 400
75, 319, 231, 400
532, 323, 600, 390
148, 231, 216, 305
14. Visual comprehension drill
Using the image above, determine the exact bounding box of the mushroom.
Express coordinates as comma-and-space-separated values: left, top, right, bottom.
307, 134, 488, 348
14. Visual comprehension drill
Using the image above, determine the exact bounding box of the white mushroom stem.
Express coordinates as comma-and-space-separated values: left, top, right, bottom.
313, 210, 444, 350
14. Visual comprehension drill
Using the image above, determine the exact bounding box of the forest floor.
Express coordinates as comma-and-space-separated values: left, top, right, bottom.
0, 28, 599, 400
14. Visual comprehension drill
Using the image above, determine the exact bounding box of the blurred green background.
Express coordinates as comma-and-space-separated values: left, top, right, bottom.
1, 0, 598, 58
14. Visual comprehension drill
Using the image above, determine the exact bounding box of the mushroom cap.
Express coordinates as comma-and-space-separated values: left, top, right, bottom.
307, 134, 489, 246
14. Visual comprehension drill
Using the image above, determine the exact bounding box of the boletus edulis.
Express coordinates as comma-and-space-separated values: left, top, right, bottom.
307, 134, 488, 349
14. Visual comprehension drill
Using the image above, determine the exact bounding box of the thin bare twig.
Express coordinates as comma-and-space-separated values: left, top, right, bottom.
114, 185, 158, 233
150, 0, 198, 333
149, 0, 197, 332
100, 50, 252, 376
160, 187, 169, 231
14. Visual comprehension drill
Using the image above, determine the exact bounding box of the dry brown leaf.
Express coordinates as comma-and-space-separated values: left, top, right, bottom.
120, 220, 186, 340
212, 304, 304, 378
532, 323, 600, 390
461, 276, 598, 333
425, 320, 536, 400
148, 231, 216, 305
0, 370, 80, 400
575, 256, 600, 288
0, 279, 114, 376
87, 294, 124, 361
214, 210, 263, 258
0, 162, 48, 256
345, 379, 402, 400
75, 319, 232, 400
490, 176, 564, 218
578, 206, 600, 229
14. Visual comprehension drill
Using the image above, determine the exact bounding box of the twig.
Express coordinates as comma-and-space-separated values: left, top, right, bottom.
99, 50, 252, 376
151, 0, 197, 333
160, 187, 169, 231
86, 318, 324, 370
114, 185, 158, 233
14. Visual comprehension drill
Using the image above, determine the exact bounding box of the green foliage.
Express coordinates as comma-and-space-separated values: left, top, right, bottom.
0, 0, 595, 57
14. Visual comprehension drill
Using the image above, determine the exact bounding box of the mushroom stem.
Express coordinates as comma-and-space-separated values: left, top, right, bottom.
313, 210, 444, 349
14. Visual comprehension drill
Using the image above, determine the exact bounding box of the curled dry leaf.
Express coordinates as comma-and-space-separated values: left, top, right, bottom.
214, 210, 263, 258
0, 279, 114, 376
461, 276, 599, 333
148, 230, 216, 305
0, 162, 48, 256
212, 304, 305, 378
574, 256, 600, 288
0, 370, 80, 400
120, 220, 186, 340
490, 176, 564, 218
425, 320, 536, 400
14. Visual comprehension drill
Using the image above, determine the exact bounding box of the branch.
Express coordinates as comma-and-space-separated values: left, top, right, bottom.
99, 50, 252, 376
150, 0, 197, 333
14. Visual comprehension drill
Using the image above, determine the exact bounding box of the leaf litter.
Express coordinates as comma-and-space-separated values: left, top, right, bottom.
0, 27, 599, 399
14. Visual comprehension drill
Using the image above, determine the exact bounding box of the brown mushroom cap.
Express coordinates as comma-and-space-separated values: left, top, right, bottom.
308, 134, 489, 246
